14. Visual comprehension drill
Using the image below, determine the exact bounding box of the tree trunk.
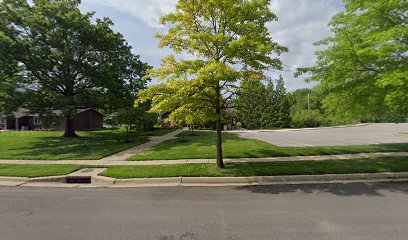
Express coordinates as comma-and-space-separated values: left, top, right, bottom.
125, 132, 130, 142
216, 122, 225, 168
63, 116, 78, 138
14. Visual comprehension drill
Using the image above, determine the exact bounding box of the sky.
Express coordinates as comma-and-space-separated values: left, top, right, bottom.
80, 0, 344, 91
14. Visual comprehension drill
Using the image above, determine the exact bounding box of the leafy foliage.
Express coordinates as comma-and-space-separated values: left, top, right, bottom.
107, 103, 158, 142
0, 0, 149, 136
272, 76, 291, 128
0, 39, 24, 114
291, 109, 324, 128
298, 0, 408, 119
289, 88, 326, 127
236, 79, 267, 129
138, 0, 287, 167
236, 76, 291, 129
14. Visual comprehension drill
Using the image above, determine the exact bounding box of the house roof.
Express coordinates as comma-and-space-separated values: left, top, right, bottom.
8, 108, 104, 118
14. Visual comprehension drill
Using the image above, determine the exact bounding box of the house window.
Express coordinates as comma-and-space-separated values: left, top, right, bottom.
34, 116, 42, 125
0, 117, 6, 125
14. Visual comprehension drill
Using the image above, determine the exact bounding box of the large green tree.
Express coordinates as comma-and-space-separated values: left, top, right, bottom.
0, 0, 149, 137
108, 102, 158, 142
272, 76, 291, 128
236, 79, 267, 129
139, 0, 287, 168
298, 0, 408, 119
0, 57, 22, 114
236, 76, 291, 129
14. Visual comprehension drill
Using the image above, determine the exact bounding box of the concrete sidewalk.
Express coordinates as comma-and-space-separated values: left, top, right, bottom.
0, 151, 407, 166
100, 129, 183, 161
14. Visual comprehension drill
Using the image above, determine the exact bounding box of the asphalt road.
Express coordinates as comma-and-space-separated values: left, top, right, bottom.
238, 123, 408, 147
1, 183, 408, 240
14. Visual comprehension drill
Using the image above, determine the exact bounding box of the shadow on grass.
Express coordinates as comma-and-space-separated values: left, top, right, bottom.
147, 131, 408, 159
223, 158, 408, 176
5, 130, 149, 160
234, 182, 408, 197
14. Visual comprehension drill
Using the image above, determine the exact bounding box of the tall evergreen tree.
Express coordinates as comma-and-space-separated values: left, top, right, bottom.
236, 76, 292, 129
236, 79, 267, 129
262, 79, 276, 127
273, 76, 291, 127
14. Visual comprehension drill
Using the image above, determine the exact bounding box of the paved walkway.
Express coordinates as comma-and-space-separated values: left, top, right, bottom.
0, 152, 407, 166
100, 129, 183, 161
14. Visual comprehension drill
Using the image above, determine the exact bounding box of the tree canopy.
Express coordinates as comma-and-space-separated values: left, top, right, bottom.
236, 79, 267, 129
138, 0, 288, 167
236, 76, 291, 129
297, 0, 408, 120
0, 0, 150, 136
0, 55, 23, 114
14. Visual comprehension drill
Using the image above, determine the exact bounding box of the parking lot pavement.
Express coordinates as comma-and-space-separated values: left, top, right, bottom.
237, 123, 408, 147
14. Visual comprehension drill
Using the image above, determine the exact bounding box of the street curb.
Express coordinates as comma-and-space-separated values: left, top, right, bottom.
0, 176, 29, 186
114, 177, 181, 187
1, 172, 408, 188
0, 176, 29, 182
181, 177, 250, 186
178, 172, 408, 186
28, 176, 67, 183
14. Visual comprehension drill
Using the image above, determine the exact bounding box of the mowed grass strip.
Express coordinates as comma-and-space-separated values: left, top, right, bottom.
0, 164, 81, 178
0, 129, 149, 160
129, 131, 408, 160
0, 157, 407, 178
102, 157, 408, 179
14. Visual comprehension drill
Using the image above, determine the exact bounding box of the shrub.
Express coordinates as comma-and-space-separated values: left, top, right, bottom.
291, 110, 324, 128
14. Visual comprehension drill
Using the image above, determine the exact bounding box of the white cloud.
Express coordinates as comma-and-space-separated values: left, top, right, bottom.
83, 0, 344, 90
268, 0, 343, 90
87, 0, 177, 28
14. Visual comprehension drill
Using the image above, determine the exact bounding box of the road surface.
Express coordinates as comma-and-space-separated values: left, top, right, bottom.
1, 182, 408, 240
238, 123, 408, 147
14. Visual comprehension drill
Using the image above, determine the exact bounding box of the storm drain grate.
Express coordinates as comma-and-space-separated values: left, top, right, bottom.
66, 176, 91, 184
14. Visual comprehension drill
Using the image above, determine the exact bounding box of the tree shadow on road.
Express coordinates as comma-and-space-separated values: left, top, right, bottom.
234, 182, 408, 197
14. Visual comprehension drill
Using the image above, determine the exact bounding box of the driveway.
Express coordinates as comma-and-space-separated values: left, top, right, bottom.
237, 123, 408, 147
0, 183, 407, 240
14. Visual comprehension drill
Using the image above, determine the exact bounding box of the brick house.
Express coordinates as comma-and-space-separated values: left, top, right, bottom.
159, 112, 172, 128
0, 108, 104, 131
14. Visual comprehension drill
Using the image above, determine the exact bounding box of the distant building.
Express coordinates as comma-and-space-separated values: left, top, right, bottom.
0, 108, 104, 131
159, 112, 172, 128
226, 107, 238, 130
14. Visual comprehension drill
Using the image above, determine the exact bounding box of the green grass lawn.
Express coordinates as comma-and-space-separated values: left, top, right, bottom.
401, 132, 408, 135
0, 164, 81, 178
0, 129, 149, 160
129, 131, 408, 160
0, 157, 407, 178
103, 157, 408, 178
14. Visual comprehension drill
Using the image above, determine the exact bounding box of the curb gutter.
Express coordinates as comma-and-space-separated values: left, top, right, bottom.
1, 172, 408, 188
